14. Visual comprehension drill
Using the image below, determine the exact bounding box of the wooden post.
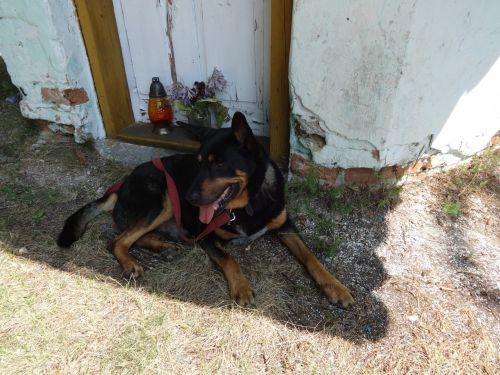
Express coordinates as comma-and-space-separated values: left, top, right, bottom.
74, 0, 134, 137
270, 0, 293, 162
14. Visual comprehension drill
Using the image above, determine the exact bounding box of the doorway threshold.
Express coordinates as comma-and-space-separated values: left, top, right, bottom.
116, 123, 200, 153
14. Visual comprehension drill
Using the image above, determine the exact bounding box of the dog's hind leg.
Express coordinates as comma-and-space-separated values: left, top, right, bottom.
277, 218, 354, 307
200, 236, 255, 306
110, 199, 173, 278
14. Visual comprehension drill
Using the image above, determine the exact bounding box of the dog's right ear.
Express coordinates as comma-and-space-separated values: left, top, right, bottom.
177, 121, 218, 140
231, 111, 256, 150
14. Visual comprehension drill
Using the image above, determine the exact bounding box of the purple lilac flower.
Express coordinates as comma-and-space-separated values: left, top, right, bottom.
165, 82, 193, 105
207, 67, 227, 95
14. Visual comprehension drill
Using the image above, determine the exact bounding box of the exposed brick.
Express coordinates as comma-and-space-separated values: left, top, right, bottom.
41, 87, 89, 105
407, 157, 433, 174
41, 87, 70, 105
379, 165, 408, 180
63, 88, 89, 104
290, 153, 339, 187
318, 166, 339, 183
290, 153, 311, 177
344, 168, 378, 185
292, 153, 439, 186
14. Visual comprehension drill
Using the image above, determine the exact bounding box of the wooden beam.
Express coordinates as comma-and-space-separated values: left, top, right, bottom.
117, 123, 200, 152
74, 0, 134, 137
269, 0, 293, 163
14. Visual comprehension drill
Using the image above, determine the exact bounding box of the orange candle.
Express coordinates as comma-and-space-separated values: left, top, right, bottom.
148, 77, 173, 124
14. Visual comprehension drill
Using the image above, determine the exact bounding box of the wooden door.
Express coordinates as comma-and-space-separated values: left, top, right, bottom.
113, 0, 270, 136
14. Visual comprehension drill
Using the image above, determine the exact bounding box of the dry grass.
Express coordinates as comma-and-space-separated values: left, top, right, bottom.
434, 147, 500, 218
1, 240, 498, 374
0, 243, 361, 374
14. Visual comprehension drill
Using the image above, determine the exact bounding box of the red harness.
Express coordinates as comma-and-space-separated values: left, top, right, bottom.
105, 158, 232, 242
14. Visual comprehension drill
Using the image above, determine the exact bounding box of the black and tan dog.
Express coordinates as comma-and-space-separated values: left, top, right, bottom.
57, 112, 353, 307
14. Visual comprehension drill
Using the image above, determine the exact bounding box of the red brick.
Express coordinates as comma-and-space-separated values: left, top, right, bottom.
406, 157, 433, 174
63, 88, 89, 104
379, 165, 408, 180
41, 87, 89, 105
344, 168, 378, 185
41, 87, 70, 105
290, 153, 311, 177
290, 153, 339, 186
318, 165, 339, 185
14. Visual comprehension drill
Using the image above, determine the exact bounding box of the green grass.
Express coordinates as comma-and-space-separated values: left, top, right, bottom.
305, 164, 319, 195
376, 183, 402, 209
449, 148, 499, 193
326, 186, 353, 215
0, 184, 34, 205
0, 183, 60, 208
443, 197, 461, 217
31, 209, 46, 224
312, 236, 340, 257
438, 147, 499, 217
311, 218, 340, 257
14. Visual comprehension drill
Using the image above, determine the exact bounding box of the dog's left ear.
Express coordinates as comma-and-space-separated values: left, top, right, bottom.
231, 111, 256, 150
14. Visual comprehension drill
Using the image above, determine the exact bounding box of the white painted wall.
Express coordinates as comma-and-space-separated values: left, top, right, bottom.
290, 0, 500, 169
113, 0, 271, 135
0, 0, 104, 141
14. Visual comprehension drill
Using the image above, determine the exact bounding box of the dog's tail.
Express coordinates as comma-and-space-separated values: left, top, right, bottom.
57, 193, 118, 248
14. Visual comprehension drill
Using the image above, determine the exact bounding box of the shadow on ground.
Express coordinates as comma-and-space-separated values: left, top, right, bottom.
0, 59, 392, 343
431, 162, 500, 310
0, 125, 392, 344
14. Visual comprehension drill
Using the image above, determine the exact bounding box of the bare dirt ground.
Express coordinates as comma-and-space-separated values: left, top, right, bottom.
0, 65, 499, 373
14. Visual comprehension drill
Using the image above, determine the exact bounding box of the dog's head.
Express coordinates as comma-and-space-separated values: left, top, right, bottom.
184, 112, 260, 224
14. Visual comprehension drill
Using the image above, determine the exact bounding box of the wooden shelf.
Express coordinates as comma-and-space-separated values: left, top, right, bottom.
116, 123, 200, 152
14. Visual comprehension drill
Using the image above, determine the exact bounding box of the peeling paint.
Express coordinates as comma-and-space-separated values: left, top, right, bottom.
289, 0, 500, 173
0, 0, 104, 140
166, 0, 178, 84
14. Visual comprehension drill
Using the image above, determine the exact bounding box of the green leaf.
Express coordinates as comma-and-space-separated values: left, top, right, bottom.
32, 209, 45, 223
173, 100, 190, 112
443, 198, 460, 217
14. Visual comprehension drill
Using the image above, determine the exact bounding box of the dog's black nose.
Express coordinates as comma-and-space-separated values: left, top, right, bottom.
187, 191, 201, 204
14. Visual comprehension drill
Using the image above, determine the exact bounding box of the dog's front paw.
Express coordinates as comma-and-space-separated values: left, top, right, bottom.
230, 277, 255, 306
323, 282, 354, 307
122, 259, 144, 279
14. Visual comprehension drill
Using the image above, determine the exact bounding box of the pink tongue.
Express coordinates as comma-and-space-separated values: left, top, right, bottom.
199, 204, 216, 224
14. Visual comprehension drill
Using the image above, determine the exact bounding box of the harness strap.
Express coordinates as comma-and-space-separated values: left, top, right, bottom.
151, 158, 182, 231
105, 180, 124, 196
193, 210, 233, 242
151, 158, 232, 242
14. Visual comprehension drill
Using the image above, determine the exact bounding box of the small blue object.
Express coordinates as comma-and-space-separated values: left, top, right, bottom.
365, 325, 373, 334
5, 96, 16, 103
